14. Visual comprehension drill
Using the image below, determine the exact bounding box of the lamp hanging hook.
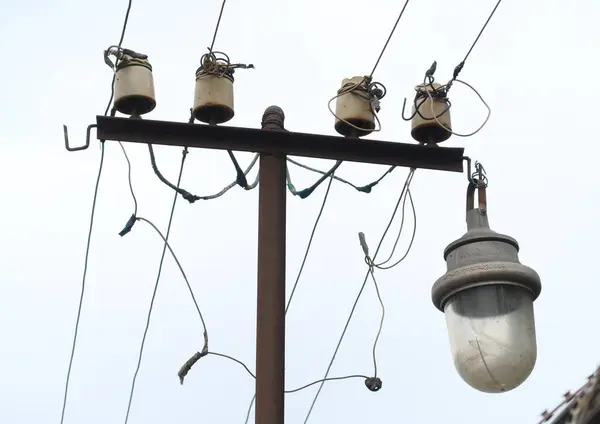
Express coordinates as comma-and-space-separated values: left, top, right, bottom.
466, 160, 487, 213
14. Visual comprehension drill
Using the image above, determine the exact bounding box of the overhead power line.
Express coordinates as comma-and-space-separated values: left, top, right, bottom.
209, 0, 227, 54
369, 0, 412, 78
60, 1, 133, 423
451, 0, 504, 81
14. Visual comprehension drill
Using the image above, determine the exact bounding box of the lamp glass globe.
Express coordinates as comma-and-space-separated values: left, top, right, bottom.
444, 283, 537, 393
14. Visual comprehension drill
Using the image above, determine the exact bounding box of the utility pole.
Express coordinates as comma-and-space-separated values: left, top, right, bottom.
93, 105, 465, 424
256, 107, 287, 424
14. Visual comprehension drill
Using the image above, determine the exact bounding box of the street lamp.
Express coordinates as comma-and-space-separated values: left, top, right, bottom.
432, 167, 542, 393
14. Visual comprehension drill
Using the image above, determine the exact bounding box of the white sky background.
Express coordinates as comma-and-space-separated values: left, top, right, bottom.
1, 0, 599, 422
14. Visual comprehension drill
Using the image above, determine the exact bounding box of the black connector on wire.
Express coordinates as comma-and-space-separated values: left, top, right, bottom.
226, 150, 249, 189
119, 214, 137, 236
147, 144, 201, 203
452, 61, 464, 80
295, 161, 343, 199
356, 166, 395, 193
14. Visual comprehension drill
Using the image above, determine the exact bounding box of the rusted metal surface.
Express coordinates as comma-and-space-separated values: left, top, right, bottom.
465, 181, 487, 212
255, 106, 287, 424
540, 367, 600, 424
95, 115, 465, 172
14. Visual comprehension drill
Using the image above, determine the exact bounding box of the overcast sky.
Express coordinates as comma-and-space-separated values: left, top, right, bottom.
1, 0, 599, 423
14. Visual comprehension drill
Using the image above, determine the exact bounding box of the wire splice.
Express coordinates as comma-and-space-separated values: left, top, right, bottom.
365, 377, 383, 392
178, 345, 209, 385
358, 232, 369, 257
103, 46, 148, 71
287, 159, 395, 194
227, 150, 249, 189
451, 0, 503, 84
368, 0, 412, 78
147, 144, 201, 203
119, 214, 137, 236
287, 161, 343, 199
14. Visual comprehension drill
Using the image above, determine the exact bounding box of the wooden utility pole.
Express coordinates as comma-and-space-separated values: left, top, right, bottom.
93, 105, 465, 424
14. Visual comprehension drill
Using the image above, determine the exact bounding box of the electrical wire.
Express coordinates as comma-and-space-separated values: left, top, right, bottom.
303, 170, 416, 424
194, 350, 368, 395
327, 0, 411, 134
103, 0, 132, 117
400, 0, 503, 140
423, 79, 491, 138
208, 0, 227, 54
327, 80, 384, 134
122, 147, 188, 424
367, 266, 384, 379
107, 0, 138, 215
287, 159, 395, 194
60, 2, 133, 422
374, 190, 416, 270
118, 139, 138, 215
149, 148, 260, 201
226, 149, 250, 189
369, 0, 412, 78
176, 171, 378, 414
286, 161, 342, 199
244, 171, 337, 424
244, 373, 370, 424
286, 172, 336, 314
105, 0, 138, 220
135, 217, 209, 349
287, 375, 369, 394
147, 144, 201, 203
371, 169, 417, 269
207, 352, 256, 378
451, 0, 503, 81
371, 184, 411, 268
124, 213, 213, 387
59, 145, 105, 424
357, 185, 415, 380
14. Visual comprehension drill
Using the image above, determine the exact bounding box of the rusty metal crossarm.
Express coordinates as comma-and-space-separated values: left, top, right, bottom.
95, 116, 465, 172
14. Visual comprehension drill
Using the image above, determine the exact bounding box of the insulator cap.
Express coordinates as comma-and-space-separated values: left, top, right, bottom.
410, 82, 451, 144
192, 68, 235, 124
114, 55, 157, 116
334, 76, 376, 138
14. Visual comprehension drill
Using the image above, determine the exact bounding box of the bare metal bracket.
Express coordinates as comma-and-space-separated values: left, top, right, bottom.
63, 124, 97, 152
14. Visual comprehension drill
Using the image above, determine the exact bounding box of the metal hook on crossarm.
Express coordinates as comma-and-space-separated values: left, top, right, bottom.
63, 124, 97, 152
